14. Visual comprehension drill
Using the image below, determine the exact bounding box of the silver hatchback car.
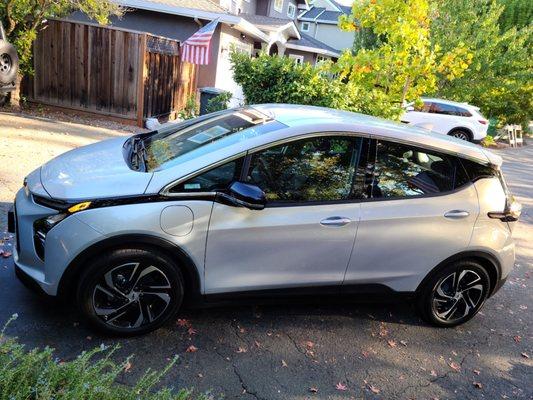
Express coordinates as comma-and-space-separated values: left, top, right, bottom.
8, 104, 520, 335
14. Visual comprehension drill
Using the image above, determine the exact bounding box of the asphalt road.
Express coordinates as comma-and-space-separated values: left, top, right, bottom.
0, 115, 531, 399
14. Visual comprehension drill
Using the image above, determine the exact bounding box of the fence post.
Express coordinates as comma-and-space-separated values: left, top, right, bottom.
136, 33, 148, 128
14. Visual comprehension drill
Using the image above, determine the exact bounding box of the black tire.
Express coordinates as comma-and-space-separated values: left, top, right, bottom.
76, 247, 184, 336
417, 260, 490, 327
448, 129, 472, 142
0, 40, 18, 85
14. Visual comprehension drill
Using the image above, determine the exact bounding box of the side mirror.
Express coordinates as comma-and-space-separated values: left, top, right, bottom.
217, 181, 266, 210
405, 105, 415, 112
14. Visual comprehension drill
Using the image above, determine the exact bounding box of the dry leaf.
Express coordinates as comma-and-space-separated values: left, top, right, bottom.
2, 251, 12, 258
473, 369, 481, 375
335, 382, 347, 391
236, 347, 247, 353
521, 352, 529, 359
186, 345, 198, 353
177, 319, 190, 327
362, 350, 370, 358
281, 360, 288, 367
188, 327, 197, 335
400, 340, 407, 346
309, 387, 318, 393
473, 382, 482, 389
124, 361, 132, 372
198, 373, 203, 378
368, 384, 380, 394
387, 339, 397, 348
430, 370, 437, 377
305, 341, 314, 349
449, 362, 461, 371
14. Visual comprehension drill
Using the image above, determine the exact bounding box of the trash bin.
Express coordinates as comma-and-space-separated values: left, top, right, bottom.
199, 87, 226, 115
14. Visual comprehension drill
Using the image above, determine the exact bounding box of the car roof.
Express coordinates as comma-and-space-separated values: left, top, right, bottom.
421, 97, 479, 110
252, 104, 499, 166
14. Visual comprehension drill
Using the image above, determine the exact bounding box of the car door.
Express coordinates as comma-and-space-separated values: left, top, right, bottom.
427, 102, 463, 135
401, 101, 432, 126
343, 139, 479, 292
204, 134, 365, 294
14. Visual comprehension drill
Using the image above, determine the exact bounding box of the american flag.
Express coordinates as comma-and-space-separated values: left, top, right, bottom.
181, 18, 219, 65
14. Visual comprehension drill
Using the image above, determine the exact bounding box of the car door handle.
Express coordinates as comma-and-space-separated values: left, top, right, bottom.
320, 216, 352, 226
444, 210, 470, 219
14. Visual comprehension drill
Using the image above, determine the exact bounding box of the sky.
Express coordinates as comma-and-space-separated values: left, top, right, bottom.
334, 0, 354, 5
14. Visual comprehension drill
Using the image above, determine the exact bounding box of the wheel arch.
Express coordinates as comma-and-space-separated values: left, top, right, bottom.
57, 234, 202, 304
447, 126, 474, 140
416, 251, 501, 297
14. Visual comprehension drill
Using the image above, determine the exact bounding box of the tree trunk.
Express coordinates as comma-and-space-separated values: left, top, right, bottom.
8, 73, 22, 109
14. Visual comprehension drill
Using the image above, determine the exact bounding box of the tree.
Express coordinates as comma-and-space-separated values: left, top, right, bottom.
431, 0, 532, 125
337, 0, 472, 120
498, 0, 533, 31
0, 0, 123, 103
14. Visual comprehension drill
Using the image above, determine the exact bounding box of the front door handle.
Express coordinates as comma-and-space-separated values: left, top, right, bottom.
444, 210, 470, 219
320, 216, 352, 227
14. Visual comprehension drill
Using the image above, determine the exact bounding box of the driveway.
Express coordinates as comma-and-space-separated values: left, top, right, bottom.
0, 112, 531, 399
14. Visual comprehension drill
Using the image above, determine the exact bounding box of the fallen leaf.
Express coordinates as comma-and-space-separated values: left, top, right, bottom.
309, 387, 318, 393
86, 336, 92, 340
430, 370, 437, 377
379, 324, 388, 337
186, 345, 198, 353
335, 382, 347, 391
362, 350, 370, 358
400, 340, 407, 346
2, 251, 12, 258
124, 361, 132, 372
281, 360, 288, 367
305, 341, 314, 349
387, 340, 397, 348
473, 382, 482, 389
177, 318, 190, 327
513, 335, 521, 343
519, 305, 527, 310
236, 347, 247, 353
473, 369, 481, 375
187, 327, 197, 335
239, 327, 246, 334
254, 340, 261, 348
198, 373, 203, 378
368, 384, 380, 394
449, 362, 461, 371
521, 352, 529, 359
452, 351, 458, 356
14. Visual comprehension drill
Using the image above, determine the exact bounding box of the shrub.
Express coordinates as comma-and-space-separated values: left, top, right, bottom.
206, 91, 232, 113
0, 315, 206, 400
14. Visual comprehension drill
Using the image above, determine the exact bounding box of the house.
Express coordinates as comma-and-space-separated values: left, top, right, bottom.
67, 0, 345, 108
297, 0, 354, 51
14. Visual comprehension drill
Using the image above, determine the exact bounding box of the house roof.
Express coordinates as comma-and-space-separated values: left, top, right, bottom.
240, 14, 300, 39
113, 0, 269, 41
299, 7, 325, 20
298, 2, 350, 23
285, 32, 340, 57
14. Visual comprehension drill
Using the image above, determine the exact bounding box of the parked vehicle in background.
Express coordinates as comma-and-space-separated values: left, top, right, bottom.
8, 104, 520, 336
402, 98, 489, 143
0, 22, 19, 107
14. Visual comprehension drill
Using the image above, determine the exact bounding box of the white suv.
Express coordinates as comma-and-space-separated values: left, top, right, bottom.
402, 98, 489, 142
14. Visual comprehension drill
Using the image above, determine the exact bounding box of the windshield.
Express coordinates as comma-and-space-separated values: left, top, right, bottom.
143, 107, 285, 171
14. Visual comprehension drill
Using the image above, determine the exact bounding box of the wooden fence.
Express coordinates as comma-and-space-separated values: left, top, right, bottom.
27, 19, 197, 127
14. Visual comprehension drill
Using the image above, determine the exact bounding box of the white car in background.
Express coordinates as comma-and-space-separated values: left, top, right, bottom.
402, 98, 489, 143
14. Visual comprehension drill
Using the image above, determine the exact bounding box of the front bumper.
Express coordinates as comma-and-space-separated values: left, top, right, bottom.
10, 188, 104, 296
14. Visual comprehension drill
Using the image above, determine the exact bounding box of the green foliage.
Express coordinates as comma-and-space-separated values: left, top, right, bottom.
498, 0, 533, 31
431, 0, 533, 125
0, 0, 123, 75
206, 91, 232, 114
178, 95, 199, 120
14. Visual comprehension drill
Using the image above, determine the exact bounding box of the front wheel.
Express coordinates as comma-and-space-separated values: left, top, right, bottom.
77, 248, 184, 336
417, 261, 490, 327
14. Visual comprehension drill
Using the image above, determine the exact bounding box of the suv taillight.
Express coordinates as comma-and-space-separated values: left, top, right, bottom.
478, 119, 488, 125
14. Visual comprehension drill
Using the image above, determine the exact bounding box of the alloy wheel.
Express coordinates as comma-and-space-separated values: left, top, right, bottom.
431, 269, 485, 323
92, 262, 172, 329
451, 131, 469, 141
0, 53, 12, 74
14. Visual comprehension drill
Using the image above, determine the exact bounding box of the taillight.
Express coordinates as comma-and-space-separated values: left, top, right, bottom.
488, 170, 521, 222
478, 119, 488, 125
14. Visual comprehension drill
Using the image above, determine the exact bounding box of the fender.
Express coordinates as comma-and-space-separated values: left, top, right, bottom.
415, 250, 501, 296
57, 234, 202, 303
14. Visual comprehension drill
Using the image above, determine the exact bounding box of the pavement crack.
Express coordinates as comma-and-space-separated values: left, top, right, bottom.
232, 363, 265, 400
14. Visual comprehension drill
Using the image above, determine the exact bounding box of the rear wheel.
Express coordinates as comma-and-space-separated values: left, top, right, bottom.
77, 248, 184, 336
0, 40, 18, 85
449, 129, 471, 142
417, 261, 490, 327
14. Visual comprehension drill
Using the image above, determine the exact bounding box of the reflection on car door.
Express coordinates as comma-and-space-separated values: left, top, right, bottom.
344, 140, 479, 292
204, 135, 365, 294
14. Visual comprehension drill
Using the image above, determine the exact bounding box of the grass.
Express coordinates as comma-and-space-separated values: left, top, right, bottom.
0, 315, 209, 400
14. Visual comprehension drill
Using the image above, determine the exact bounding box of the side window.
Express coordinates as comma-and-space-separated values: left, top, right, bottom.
169, 158, 243, 193
414, 102, 431, 112
245, 136, 362, 203
371, 141, 459, 198
430, 102, 459, 115
455, 106, 472, 117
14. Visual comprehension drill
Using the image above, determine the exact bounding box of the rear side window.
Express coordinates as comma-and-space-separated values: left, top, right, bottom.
371, 141, 461, 198
429, 102, 471, 116
458, 159, 498, 183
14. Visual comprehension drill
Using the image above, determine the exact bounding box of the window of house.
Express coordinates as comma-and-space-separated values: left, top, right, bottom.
316, 55, 330, 63
287, 3, 296, 18
301, 22, 310, 32
245, 136, 362, 203
170, 158, 244, 193
288, 54, 304, 64
274, 0, 283, 12
371, 141, 459, 198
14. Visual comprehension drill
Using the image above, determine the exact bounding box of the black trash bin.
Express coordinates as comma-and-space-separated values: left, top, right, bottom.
199, 87, 226, 115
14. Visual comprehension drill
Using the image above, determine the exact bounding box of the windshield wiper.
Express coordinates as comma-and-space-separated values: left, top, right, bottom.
130, 137, 147, 171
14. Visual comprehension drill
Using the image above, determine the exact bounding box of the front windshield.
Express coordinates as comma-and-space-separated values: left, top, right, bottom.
144, 107, 284, 171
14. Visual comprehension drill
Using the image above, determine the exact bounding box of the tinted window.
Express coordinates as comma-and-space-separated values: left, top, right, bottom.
371, 141, 459, 198
429, 102, 471, 116
246, 136, 361, 203
170, 158, 243, 193
414, 102, 432, 112
455, 106, 472, 117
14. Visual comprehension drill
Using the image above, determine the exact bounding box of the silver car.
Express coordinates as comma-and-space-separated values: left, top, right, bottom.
8, 104, 520, 335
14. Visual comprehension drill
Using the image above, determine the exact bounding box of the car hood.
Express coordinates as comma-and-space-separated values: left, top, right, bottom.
40, 137, 153, 200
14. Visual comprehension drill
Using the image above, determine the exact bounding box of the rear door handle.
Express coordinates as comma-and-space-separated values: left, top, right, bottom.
320, 216, 352, 227
444, 210, 470, 219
